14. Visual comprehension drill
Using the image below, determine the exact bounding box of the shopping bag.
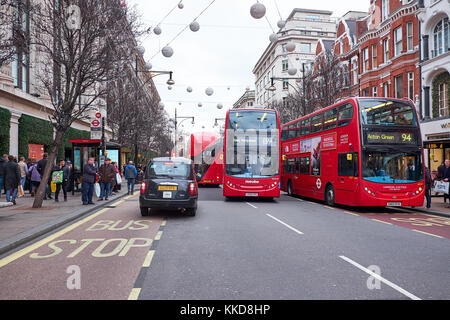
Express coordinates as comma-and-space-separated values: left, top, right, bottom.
52, 170, 63, 184
116, 173, 122, 185
433, 180, 449, 194
94, 182, 101, 198
51, 181, 57, 193
18, 185, 24, 197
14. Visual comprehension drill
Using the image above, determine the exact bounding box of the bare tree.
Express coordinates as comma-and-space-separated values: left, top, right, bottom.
27, 0, 142, 208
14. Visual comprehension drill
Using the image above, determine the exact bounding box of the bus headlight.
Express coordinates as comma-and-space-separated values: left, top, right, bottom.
419, 187, 423, 192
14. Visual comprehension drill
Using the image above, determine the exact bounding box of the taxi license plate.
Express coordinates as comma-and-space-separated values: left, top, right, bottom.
246, 193, 258, 197
163, 192, 172, 199
159, 186, 177, 191
387, 202, 402, 207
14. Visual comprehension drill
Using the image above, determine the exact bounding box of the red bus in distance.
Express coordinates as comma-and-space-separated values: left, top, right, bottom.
223, 108, 281, 199
187, 132, 224, 186
281, 97, 425, 207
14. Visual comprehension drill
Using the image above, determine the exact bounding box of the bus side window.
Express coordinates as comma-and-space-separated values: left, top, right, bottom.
324, 107, 338, 130
338, 153, 359, 177
301, 118, 311, 136
311, 113, 323, 133
295, 157, 301, 174
300, 156, 310, 175
296, 121, 302, 138
288, 125, 296, 140
338, 103, 354, 127
281, 129, 288, 141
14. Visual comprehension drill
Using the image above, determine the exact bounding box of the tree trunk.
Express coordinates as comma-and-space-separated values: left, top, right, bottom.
32, 130, 65, 208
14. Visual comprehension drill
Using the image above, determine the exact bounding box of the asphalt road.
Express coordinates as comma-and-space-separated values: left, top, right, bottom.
0, 187, 449, 300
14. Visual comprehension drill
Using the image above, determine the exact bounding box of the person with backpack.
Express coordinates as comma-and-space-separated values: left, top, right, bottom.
52, 159, 70, 202
124, 161, 137, 195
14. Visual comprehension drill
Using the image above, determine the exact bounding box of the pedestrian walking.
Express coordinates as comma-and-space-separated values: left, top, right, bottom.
437, 162, 448, 202
4, 155, 20, 205
37, 153, 52, 200
425, 167, 432, 209
29, 159, 41, 197
82, 157, 97, 205
98, 158, 115, 201
0, 154, 7, 198
111, 162, 120, 194
18, 156, 28, 196
52, 159, 70, 202
442, 159, 450, 208
124, 161, 137, 195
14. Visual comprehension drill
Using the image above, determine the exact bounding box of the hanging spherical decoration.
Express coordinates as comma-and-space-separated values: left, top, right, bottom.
269, 33, 278, 43
198, 102, 203, 107
277, 20, 286, 29
162, 46, 174, 57
178, 2, 184, 9
145, 62, 152, 71
250, 3, 266, 19
153, 26, 162, 35
288, 68, 297, 76
189, 21, 200, 32
168, 86, 172, 90
205, 87, 214, 96
217, 103, 223, 110
158, 102, 165, 109
286, 42, 296, 52
187, 86, 193, 93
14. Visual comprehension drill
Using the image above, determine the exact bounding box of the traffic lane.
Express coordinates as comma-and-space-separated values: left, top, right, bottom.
139, 188, 409, 300
0, 195, 164, 300
254, 194, 450, 299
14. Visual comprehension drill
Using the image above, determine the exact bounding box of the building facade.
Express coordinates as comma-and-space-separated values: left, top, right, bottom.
417, 0, 450, 172
233, 90, 255, 109
253, 8, 337, 108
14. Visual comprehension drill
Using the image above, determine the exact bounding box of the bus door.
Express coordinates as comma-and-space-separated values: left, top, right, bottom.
336, 152, 360, 203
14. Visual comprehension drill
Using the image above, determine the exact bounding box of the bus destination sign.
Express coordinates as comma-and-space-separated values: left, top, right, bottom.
365, 131, 417, 145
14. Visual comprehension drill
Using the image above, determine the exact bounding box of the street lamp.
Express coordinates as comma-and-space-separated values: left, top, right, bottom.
174, 108, 195, 157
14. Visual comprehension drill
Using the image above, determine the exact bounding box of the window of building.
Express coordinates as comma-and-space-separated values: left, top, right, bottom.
306, 15, 319, 21
283, 79, 289, 90
383, 82, 389, 97
282, 59, 288, 72
408, 72, 414, 101
407, 22, 413, 51
12, 0, 30, 93
352, 61, 358, 85
394, 26, 402, 56
395, 74, 403, 98
340, 39, 344, 54
432, 18, 450, 58
373, 86, 378, 97
281, 43, 287, 53
343, 64, 349, 87
383, 38, 389, 63
382, 0, 389, 21
362, 88, 370, 96
439, 82, 449, 117
299, 43, 311, 53
362, 47, 369, 72
372, 44, 378, 69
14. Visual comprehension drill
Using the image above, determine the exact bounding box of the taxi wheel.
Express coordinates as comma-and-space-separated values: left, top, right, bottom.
186, 208, 197, 216
140, 207, 149, 216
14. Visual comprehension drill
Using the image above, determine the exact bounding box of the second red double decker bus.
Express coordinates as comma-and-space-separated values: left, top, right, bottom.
187, 132, 224, 186
223, 108, 281, 199
281, 97, 425, 207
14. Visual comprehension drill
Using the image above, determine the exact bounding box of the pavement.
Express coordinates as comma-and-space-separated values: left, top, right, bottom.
0, 185, 137, 256
408, 195, 450, 218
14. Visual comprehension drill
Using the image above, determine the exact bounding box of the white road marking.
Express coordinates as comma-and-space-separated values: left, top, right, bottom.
246, 202, 258, 209
266, 214, 304, 235
339, 255, 421, 300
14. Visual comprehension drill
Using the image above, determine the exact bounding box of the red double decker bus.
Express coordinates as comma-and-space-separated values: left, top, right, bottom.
223, 108, 281, 199
281, 97, 425, 207
188, 132, 223, 186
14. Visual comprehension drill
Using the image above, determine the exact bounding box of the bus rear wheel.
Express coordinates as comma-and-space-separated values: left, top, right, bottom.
287, 181, 293, 196
325, 185, 335, 206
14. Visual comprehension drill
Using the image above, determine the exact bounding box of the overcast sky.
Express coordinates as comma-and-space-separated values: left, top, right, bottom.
128, 0, 369, 134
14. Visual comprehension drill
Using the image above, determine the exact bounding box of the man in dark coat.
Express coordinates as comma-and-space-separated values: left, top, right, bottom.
98, 158, 115, 201
0, 154, 8, 197
4, 155, 20, 205
82, 157, 97, 205
425, 167, 432, 209
443, 160, 450, 208
37, 153, 52, 200
52, 159, 70, 202
437, 162, 447, 202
